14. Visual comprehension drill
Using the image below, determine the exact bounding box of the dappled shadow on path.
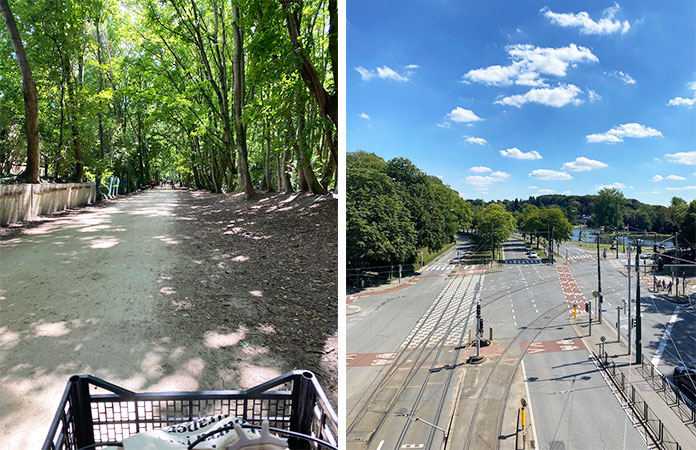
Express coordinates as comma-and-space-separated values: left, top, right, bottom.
157, 190, 338, 406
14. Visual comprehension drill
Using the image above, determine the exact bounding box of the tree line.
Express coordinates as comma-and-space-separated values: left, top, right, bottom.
0, 0, 337, 198
480, 188, 693, 236
347, 151, 586, 270
347, 151, 472, 269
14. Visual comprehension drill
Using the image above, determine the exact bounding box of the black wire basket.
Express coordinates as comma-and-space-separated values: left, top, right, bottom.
43, 370, 337, 450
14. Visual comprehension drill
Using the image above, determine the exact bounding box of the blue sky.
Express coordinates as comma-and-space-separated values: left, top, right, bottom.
347, 1, 696, 205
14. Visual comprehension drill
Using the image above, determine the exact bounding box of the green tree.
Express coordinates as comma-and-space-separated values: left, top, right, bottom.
593, 188, 625, 230
347, 166, 417, 268
475, 203, 516, 259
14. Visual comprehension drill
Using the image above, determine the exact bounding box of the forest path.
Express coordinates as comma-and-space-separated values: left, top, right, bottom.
0, 188, 337, 449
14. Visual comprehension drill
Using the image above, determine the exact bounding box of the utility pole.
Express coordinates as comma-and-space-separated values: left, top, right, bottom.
627, 241, 632, 356
636, 243, 642, 364
596, 232, 602, 324
675, 232, 679, 297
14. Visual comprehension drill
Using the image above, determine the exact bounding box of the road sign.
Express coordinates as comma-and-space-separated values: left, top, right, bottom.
592, 290, 599, 298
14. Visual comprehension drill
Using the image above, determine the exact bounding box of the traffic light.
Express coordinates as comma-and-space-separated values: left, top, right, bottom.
658, 257, 664, 272
479, 318, 484, 334
584, 302, 589, 312
476, 303, 481, 318
631, 318, 636, 329
653, 244, 657, 253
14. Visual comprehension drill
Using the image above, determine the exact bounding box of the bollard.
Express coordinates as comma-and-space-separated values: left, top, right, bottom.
521, 407, 526, 427
574, 304, 577, 318
469, 329, 471, 345
617, 306, 621, 342
489, 327, 493, 342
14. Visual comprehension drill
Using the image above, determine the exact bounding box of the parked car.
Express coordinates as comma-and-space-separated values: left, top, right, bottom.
673, 366, 696, 402
640, 253, 652, 260
528, 252, 538, 258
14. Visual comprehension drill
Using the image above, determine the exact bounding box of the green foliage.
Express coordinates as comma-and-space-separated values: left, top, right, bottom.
518, 205, 572, 243
593, 188, 625, 230
347, 152, 472, 268
0, 0, 336, 192
474, 203, 516, 250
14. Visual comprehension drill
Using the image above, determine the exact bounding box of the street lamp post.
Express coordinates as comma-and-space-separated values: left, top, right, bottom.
636, 242, 642, 364
596, 231, 603, 324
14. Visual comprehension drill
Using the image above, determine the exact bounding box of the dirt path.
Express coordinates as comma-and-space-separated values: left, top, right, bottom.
0, 188, 337, 448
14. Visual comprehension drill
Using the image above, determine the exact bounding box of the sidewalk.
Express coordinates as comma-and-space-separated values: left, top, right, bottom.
571, 313, 696, 449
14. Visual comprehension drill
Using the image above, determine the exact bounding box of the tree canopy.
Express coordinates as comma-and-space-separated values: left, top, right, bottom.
347, 151, 472, 268
0, 0, 337, 197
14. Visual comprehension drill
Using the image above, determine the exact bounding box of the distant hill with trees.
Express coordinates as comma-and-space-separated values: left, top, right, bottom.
468, 190, 693, 236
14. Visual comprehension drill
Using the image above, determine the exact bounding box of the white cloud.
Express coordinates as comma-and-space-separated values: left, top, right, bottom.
667, 81, 696, 107
669, 97, 696, 107
464, 136, 488, 145
586, 123, 662, 143
495, 84, 582, 108
652, 175, 664, 182
596, 182, 629, 190
561, 156, 608, 171
528, 185, 539, 189
562, 190, 572, 194
447, 107, 484, 122
436, 121, 452, 128
588, 89, 602, 102
355, 66, 373, 80
359, 112, 370, 120
469, 166, 492, 173
463, 43, 598, 87
606, 70, 636, 84
500, 147, 543, 160
666, 174, 687, 181
541, 4, 630, 35
538, 188, 556, 194
529, 169, 572, 180
665, 186, 696, 191
665, 151, 696, 165
465, 171, 510, 190
355, 64, 417, 82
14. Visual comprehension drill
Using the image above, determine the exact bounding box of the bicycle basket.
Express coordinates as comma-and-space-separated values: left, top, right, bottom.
43, 370, 337, 450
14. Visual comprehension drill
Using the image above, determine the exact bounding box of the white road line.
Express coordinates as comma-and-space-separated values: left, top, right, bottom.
376, 441, 384, 450
520, 360, 539, 450
651, 309, 680, 367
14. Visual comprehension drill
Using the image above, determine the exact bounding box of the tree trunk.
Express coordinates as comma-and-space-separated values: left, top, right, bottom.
276, 153, 283, 192
232, 5, 254, 198
295, 91, 325, 194
0, 0, 40, 183
65, 65, 84, 182
264, 119, 275, 192
281, 146, 293, 193
280, 0, 337, 127
95, 19, 105, 160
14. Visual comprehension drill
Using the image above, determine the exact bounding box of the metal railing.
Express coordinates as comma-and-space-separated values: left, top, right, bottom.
636, 355, 696, 427
595, 350, 684, 450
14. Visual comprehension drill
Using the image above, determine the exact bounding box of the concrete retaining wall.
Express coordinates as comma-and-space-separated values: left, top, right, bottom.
0, 183, 96, 226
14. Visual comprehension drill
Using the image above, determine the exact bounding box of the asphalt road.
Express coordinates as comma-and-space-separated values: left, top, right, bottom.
348, 237, 649, 450
559, 241, 696, 384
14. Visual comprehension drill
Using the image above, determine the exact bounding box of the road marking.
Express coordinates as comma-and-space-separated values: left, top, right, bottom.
402, 445, 424, 449
521, 360, 539, 450
376, 441, 384, 450
651, 309, 679, 367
